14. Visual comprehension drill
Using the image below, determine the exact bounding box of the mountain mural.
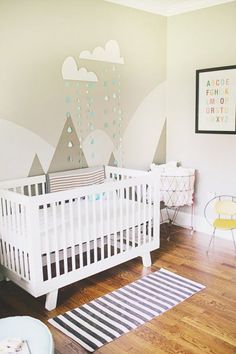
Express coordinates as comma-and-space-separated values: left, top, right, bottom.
28, 154, 45, 177
48, 115, 88, 173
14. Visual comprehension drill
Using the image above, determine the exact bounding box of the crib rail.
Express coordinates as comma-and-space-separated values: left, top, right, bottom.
0, 175, 46, 196
105, 166, 149, 181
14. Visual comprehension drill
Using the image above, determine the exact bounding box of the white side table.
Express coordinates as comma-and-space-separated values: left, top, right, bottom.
0, 316, 54, 354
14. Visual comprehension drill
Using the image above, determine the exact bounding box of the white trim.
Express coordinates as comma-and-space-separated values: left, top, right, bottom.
167, 0, 235, 16
104, 0, 235, 16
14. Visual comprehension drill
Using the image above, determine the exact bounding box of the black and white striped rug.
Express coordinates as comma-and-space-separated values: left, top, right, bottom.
49, 268, 205, 352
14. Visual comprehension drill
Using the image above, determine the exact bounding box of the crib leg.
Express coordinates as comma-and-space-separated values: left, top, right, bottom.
142, 252, 152, 267
45, 289, 58, 311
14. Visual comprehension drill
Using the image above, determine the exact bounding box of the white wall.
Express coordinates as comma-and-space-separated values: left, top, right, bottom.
167, 1, 236, 233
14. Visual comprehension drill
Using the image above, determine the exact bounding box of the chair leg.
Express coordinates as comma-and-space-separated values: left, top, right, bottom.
207, 228, 216, 254
231, 230, 236, 253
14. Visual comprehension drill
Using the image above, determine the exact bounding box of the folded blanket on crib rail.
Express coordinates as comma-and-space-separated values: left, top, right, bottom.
47, 166, 105, 193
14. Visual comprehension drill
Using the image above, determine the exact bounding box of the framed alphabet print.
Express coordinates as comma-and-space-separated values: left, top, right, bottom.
195, 65, 236, 134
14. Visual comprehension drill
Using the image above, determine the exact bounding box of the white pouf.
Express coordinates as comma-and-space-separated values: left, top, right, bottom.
0, 316, 54, 354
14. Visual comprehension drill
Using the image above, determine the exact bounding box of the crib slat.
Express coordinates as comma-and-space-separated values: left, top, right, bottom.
148, 185, 152, 243
107, 192, 111, 258
99, 195, 104, 260
6, 200, 12, 272
85, 196, 91, 266
143, 184, 147, 244
43, 204, 52, 280
5, 200, 12, 272
92, 194, 97, 263
42, 182, 46, 195
77, 197, 83, 268
27, 186, 31, 197
61, 202, 68, 274
120, 187, 123, 252
125, 186, 129, 251
137, 185, 141, 247
6, 199, 13, 271
10, 201, 18, 273
21, 205, 30, 280
1, 198, 8, 267
14, 202, 24, 277
35, 183, 39, 196
69, 199, 76, 271
0, 198, 5, 265
113, 190, 117, 255
52, 203, 60, 277
131, 186, 135, 249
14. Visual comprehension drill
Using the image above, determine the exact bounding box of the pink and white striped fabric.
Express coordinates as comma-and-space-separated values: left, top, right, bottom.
47, 166, 105, 193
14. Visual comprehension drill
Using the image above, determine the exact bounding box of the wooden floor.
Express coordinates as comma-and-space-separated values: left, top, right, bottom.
1, 226, 236, 353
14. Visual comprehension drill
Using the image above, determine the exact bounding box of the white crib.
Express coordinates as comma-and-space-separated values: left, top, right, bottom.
0, 166, 160, 310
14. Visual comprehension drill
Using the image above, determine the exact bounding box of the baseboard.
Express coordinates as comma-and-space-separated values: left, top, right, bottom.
166, 209, 231, 240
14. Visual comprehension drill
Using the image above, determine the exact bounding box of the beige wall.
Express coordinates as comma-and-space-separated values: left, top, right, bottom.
167, 1, 236, 224
0, 0, 166, 180
2, 0, 235, 230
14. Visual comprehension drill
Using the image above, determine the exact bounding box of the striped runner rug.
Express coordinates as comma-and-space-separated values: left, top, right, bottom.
49, 268, 205, 352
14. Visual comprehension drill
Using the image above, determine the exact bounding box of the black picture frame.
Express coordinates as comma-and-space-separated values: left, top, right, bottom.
195, 65, 236, 134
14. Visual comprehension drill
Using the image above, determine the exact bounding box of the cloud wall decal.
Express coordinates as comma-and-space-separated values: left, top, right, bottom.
79, 40, 124, 64
61, 56, 98, 81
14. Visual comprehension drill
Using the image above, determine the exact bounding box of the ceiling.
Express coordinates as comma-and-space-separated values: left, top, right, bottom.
104, 0, 235, 16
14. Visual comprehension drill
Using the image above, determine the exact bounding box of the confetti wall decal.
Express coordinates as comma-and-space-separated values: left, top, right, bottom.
60, 40, 124, 167
101, 62, 123, 166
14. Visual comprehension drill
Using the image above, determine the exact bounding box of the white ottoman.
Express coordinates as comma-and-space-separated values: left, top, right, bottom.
0, 316, 54, 354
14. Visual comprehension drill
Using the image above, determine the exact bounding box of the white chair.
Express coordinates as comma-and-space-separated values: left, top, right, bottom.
204, 195, 236, 253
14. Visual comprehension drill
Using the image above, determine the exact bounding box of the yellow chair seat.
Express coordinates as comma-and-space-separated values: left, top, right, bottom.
213, 218, 236, 230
